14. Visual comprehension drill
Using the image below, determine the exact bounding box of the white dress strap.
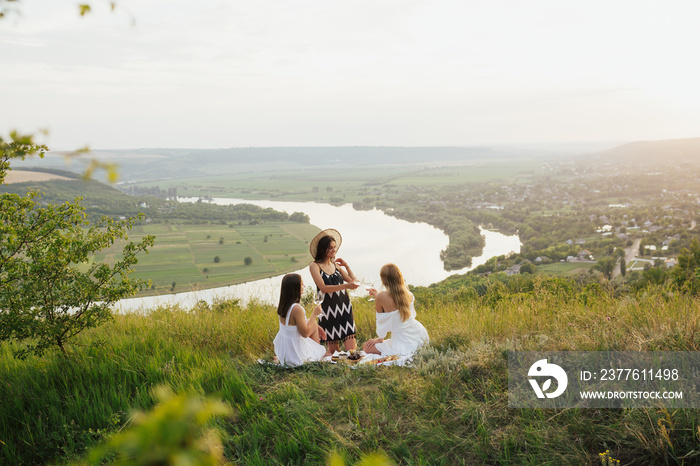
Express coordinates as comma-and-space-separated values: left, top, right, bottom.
285, 303, 296, 326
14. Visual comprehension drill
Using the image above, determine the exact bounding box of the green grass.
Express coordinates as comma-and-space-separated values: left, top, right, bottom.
537, 261, 597, 276
98, 222, 319, 295
1, 284, 699, 465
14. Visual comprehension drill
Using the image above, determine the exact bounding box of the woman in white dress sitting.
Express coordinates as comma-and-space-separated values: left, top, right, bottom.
273, 273, 329, 366
363, 263, 429, 356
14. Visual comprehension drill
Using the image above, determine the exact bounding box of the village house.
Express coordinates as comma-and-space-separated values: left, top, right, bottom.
577, 250, 594, 261
505, 264, 522, 276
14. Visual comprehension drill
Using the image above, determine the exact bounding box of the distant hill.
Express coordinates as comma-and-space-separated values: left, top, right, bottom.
0, 173, 139, 222
3, 168, 77, 184
590, 137, 700, 167
9, 146, 545, 183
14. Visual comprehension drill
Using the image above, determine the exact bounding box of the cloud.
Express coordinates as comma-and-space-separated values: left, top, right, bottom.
2, 0, 700, 149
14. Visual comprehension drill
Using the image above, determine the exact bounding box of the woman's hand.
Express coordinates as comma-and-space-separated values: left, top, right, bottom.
334, 257, 349, 268
367, 287, 378, 297
362, 337, 384, 354
311, 304, 323, 318
345, 282, 360, 290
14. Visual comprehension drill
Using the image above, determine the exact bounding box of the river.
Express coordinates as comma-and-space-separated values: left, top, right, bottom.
114, 198, 520, 312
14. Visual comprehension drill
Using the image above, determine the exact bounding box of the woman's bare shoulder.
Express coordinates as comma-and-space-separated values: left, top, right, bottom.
376, 291, 395, 311
291, 302, 304, 312
288, 303, 304, 323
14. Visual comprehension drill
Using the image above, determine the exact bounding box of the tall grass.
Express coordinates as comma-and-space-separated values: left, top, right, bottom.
1, 283, 698, 464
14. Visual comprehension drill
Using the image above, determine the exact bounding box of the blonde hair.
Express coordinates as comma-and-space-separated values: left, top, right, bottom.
380, 263, 411, 321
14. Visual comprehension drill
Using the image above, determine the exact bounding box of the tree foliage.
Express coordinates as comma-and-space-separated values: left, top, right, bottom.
0, 133, 154, 357
79, 385, 232, 466
593, 257, 616, 280
672, 239, 700, 294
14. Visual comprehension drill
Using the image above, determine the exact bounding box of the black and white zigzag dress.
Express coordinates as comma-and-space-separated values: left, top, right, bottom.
317, 267, 356, 344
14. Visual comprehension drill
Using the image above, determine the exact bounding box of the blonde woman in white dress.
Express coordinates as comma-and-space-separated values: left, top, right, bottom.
363, 263, 429, 356
273, 273, 329, 366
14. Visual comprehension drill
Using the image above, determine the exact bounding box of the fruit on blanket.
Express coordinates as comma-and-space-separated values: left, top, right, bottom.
364, 354, 400, 365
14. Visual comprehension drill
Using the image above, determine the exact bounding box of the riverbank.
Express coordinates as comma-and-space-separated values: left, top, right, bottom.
2, 284, 698, 464
113, 198, 520, 311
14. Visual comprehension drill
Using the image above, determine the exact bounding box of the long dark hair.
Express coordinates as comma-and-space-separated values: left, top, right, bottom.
314, 235, 334, 262
277, 273, 302, 318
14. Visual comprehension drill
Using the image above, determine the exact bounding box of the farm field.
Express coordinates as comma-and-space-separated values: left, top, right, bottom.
536, 261, 596, 276
129, 161, 539, 202
93, 222, 320, 295
3, 169, 73, 184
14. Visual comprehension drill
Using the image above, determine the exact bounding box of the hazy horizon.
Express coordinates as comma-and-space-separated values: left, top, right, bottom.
3, 1, 700, 150
40, 140, 625, 153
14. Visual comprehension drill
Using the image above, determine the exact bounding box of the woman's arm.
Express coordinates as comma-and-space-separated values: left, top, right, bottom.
309, 262, 358, 293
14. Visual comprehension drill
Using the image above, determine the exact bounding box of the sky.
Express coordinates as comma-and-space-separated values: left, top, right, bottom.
2, 0, 700, 150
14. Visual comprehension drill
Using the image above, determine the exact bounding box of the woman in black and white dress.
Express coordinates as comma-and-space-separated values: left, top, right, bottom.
309, 229, 360, 353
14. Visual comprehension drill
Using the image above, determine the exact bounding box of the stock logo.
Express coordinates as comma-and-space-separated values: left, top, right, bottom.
528, 359, 568, 399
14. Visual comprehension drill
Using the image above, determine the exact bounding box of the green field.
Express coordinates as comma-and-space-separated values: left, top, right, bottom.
95, 222, 320, 295
537, 261, 597, 276
130, 161, 539, 202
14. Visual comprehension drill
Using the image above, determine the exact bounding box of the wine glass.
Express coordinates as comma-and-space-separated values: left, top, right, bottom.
349, 277, 365, 296
351, 277, 374, 300
313, 289, 324, 317
365, 281, 376, 301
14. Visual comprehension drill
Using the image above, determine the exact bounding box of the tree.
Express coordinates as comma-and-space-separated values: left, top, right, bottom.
213, 256, 220, 263
244, 257, 253, 266
519, 262, 535, 274
0, 134, 154, 357
594, 258, 616, 280
289, 211, 310, 223
620, 257, 626, 277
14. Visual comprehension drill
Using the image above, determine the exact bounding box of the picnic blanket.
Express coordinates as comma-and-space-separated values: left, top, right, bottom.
258, 350, 416, 368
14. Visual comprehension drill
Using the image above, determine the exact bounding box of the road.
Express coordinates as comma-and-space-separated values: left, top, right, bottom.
613, 238, 642, 279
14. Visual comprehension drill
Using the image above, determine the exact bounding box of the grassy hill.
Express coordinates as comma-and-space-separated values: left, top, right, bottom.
0, 281, 698, 465
590, 137, 700, 167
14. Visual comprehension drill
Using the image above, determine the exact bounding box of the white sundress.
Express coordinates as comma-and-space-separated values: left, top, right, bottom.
273, 303, 327, 367
374, 299, 429, 356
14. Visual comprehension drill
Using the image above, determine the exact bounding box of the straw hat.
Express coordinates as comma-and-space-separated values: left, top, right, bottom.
309, 228, 342, 258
